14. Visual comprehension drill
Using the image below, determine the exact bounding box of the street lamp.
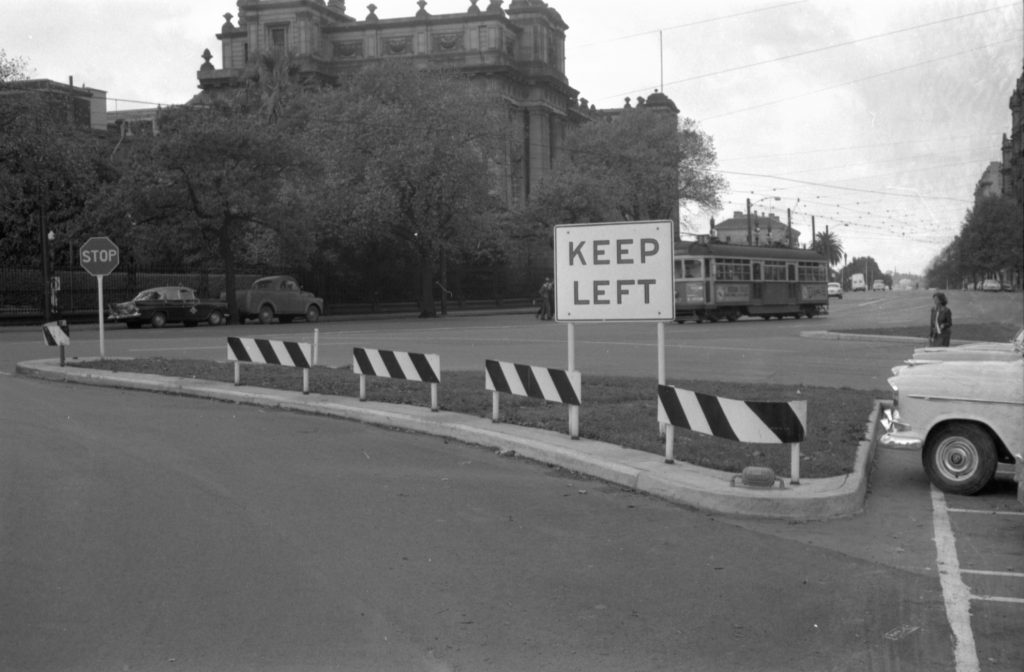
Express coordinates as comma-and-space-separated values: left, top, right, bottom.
746, 195, 780, 245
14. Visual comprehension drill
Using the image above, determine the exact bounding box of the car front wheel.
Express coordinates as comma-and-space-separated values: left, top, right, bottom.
923, 422, 998, 495
151, 312, 167, 328
258, 305, 274, 324
305, 305, 321, 323
207, 310, 224, 326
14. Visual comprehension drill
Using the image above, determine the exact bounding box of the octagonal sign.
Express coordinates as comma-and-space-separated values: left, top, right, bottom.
80, 236, 120, 277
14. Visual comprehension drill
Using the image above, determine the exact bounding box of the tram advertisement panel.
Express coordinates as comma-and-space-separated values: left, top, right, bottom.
554, 220, 675, 322
715, 284, 751, 303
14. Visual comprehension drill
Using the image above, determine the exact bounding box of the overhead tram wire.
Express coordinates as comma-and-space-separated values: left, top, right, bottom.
699, 37, 1021, 122
570, 0, 808, 49
600, 1, 1020, 103
719, 169, 974, 204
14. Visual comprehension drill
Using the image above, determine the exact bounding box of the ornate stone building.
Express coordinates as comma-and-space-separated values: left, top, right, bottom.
1000, 61, 1023, 206
197, 0, 590, 208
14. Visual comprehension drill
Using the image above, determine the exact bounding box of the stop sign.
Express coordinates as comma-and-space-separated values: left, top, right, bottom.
80, 236, 120, 276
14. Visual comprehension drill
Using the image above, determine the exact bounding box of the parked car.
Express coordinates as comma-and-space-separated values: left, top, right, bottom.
881, 343, 1023, 499
827, 282, 843, 299
108, 286, 228, 328
872, 280, 887, 291
234, 275, 324, 324
981, 279, 1002, 292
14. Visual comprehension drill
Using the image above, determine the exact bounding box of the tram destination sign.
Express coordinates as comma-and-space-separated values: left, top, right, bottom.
554, 220, 675, 323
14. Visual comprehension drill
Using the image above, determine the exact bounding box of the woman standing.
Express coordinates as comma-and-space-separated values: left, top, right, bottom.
929, 292, 952, 346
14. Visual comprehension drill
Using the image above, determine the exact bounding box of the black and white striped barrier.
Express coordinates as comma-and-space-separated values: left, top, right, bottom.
353, 347, 441, 411
485, 359, 582, 438
657, 384, 808, 483
227, 336, 313, 394
42, 320, 70, 366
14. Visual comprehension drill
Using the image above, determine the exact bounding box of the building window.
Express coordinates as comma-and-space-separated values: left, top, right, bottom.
269, 26, 287, 49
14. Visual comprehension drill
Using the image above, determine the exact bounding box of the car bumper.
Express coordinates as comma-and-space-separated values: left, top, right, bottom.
879, 430, 924, 450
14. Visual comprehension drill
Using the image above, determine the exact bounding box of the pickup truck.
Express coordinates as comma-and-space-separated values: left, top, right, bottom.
234, 275, 324, 324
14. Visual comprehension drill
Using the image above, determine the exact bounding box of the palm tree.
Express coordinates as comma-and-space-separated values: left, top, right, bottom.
812, 230, 844, 268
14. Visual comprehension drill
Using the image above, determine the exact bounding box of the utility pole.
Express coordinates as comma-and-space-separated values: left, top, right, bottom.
746, 198, 752, 245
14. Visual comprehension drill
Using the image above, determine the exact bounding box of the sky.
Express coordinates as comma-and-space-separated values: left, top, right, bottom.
3, 0, 1022, 275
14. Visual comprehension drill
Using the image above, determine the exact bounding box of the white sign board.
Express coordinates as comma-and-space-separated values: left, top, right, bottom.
554, 220, 675, 322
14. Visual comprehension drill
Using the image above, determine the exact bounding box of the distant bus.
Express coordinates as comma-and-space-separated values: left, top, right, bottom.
850, 273, 866, 291
673, 239, 829, 323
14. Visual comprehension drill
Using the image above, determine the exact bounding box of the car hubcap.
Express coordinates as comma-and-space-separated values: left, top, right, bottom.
935, 437, 978, 481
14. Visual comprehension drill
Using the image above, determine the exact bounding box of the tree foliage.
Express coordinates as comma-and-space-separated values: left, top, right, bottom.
530, 107, 725, 233
0, 84, 109, 268
811, 230, 845, 268
925, 195, 1023, 289
307, 62, 517, 316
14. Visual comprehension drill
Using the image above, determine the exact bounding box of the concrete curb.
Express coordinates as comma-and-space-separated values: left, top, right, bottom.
16, 358, 878, 521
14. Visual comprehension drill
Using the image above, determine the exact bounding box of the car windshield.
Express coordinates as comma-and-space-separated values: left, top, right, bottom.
133, 290, 162, 301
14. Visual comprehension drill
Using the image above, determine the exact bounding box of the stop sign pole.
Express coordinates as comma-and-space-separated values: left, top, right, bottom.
79, 236, 120, 358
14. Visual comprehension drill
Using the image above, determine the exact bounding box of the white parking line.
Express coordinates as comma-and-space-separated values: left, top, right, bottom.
931, 486, 980, 672
947, 507, 1024, 517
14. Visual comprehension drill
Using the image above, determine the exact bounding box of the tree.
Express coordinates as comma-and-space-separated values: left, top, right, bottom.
531, 106, 726, 235
925, 194, 1023, 290
94, 99, 313, 321
0, 67, 110, 317
0, 49, 29, 83
811, 230, 844, 268
309, 62, 516, 317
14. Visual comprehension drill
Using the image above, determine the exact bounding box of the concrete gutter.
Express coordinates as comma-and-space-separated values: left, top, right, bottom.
16, 357, 880, 522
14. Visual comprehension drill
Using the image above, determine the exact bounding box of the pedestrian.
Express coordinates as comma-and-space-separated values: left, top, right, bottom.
929, 292, 952, 347
538, 277, 553, 320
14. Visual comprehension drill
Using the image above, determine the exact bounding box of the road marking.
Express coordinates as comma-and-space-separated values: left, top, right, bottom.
931, 486, 980, 672
961, 569, 1024, 579
973, 595, 1024, 604
947, 507, 1024, 517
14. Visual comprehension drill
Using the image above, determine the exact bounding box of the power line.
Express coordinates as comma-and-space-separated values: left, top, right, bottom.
601, 1, 1020, 103
698, 36, 1021, 122
570, 0, 808, 49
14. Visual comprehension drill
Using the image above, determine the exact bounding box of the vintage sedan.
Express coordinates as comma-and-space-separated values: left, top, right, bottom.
881, 351, 1023, 500
108, 286, 228, 328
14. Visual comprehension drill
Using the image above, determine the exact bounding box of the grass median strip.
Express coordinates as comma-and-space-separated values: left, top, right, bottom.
70, 357, 880, 479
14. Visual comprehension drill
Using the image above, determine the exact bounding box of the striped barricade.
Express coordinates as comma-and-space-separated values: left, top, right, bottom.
353, 347, 440, 411
227, 336, 313, 394
657, 384, 808, 483
485, 359, 582, 438
42, 320, 70, 366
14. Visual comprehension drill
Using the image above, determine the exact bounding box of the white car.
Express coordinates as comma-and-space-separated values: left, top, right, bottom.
881, 351, 1023, 500
827, 282, 842, 299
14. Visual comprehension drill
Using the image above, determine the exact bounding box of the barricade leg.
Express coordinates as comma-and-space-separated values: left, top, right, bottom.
302, 369, 309, 395
234, 361, 241, 386
359, 374, 366, 401
491, 391, 500, 422
790, 442, 801, 485
664, 424, 675, 464
568, 405, 579, 439
430, 382, 438, 412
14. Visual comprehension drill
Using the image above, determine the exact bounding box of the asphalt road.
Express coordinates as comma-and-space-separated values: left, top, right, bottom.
0, 375, 971, 672
2, 289, 1021, 671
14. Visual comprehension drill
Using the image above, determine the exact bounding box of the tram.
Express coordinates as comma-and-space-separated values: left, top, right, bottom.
673, 237, 829, 323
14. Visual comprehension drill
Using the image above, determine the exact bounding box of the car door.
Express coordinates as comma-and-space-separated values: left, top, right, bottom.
164, 287, 186, 322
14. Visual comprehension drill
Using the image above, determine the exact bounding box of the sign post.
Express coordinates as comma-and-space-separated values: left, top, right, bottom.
79, 236, 120, 358
554, 220, 676, 441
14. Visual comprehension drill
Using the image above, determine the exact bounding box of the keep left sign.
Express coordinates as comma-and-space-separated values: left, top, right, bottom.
554, 220, 675, 322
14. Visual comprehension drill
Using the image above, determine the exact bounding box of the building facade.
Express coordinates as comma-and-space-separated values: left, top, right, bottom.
197, 0, 592, 207
1000, 62, 1023, 206
710, 210, 801, 248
